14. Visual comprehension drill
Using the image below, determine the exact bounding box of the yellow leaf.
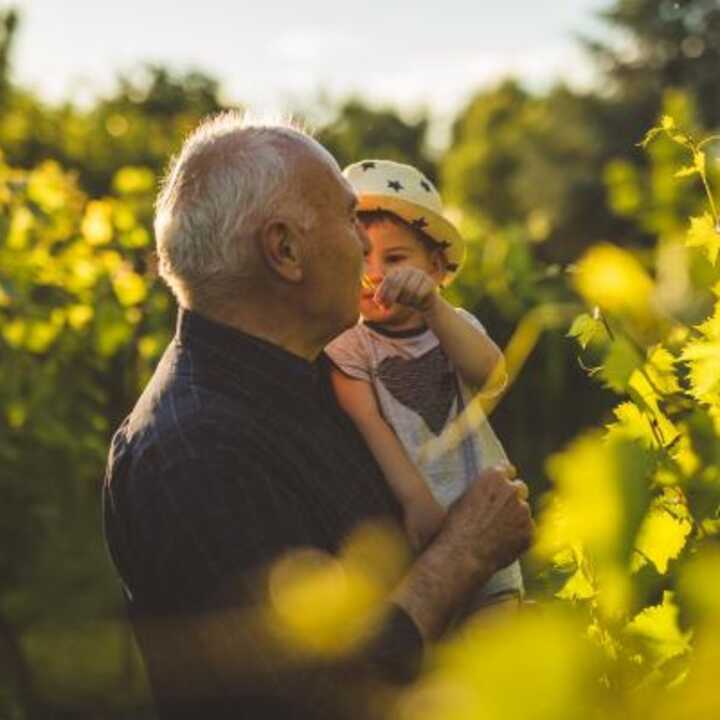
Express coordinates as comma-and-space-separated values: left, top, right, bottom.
626, 592, 692, 665
112, 270, 147, 307
682, 339, 720, 404
686, 213, 720, 265
573, 243, 654, 320
7, 206, 34, 250
696, 300, 720, 340
635, 507, 691, 574
556, 566, 596, 600
606, 402, 656, 449
645, 345, 680, 395
67, 304, 94, 330
112, 166, 155, 195
628, 370, 678, 447
674, 165, 698, 178
543, 432, 623, 560
82, 200, 113, 245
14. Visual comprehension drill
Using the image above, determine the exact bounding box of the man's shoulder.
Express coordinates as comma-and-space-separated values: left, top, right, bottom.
109, 350, 269, 475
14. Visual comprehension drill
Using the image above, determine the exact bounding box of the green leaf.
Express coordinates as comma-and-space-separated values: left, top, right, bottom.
686, 213, 720, 265
600, 337, 643, 393
567, 313, 606, 349
634, 507, 691, 574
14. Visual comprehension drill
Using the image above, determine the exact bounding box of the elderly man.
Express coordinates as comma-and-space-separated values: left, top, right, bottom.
103, 112, 532, 720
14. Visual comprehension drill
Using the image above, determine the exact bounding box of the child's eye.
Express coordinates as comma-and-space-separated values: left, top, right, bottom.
386, 255, 406, 263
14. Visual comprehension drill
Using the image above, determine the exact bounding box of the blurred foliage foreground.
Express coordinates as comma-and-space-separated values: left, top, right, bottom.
259, 115, 720, 719
2, 103, 720, 719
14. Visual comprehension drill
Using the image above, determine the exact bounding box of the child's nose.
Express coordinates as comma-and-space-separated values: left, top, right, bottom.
364, 257, 383, 280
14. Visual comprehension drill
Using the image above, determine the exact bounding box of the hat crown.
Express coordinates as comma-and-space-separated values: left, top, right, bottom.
344, 160, 444, 214
342, 158, 466, 285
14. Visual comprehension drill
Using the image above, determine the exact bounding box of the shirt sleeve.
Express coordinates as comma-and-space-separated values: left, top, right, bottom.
324, 325, 372, 382
454, 306, 488, 335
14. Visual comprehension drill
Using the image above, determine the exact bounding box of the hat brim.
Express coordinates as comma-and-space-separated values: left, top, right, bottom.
357, 194, 465, 284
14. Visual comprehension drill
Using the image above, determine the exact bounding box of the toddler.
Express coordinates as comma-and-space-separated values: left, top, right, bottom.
326, 160, 523, 608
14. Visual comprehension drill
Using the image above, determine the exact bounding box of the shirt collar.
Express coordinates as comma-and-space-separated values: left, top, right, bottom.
175, 307, 322, 394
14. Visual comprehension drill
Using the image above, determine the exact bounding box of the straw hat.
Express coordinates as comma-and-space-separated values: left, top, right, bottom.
344, 159, 465, 283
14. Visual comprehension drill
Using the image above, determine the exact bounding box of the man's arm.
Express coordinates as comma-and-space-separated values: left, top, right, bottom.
330, 367, 445, 550
391, 465, 532, 640
121, 452, 530, 711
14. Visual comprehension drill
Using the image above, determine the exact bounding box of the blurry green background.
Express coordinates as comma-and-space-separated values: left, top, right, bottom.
2, 0, 720, 717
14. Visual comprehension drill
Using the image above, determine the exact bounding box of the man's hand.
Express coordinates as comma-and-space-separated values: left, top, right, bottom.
446, 464, 532, 575
392, 464, 533, 640
374, 268, 438, 314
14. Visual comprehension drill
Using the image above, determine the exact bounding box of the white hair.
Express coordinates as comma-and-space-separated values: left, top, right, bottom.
154, 111, 319, 309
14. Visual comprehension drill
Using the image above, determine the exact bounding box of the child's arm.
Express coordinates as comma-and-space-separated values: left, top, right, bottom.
376, 268, 506, 392
330, 366, 445, 550
424, 297, 506, 392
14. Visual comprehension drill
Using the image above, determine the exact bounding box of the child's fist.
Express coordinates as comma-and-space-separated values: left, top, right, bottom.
374, 267, 438, 313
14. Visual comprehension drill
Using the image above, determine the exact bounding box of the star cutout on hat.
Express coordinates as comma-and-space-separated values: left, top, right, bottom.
411, 217, 428, 230
361, 161, 376, 171
420, 180, 432, 192
387, 180, 403, 192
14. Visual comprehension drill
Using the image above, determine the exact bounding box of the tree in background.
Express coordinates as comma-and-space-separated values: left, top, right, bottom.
315, 99, 435, 181
586, 0, 720, 128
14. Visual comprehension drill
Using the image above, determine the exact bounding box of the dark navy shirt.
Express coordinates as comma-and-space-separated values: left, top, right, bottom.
103, 309, 422, 719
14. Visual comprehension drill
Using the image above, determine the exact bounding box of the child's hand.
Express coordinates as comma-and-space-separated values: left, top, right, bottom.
404, 496, 446, 552
374, 267, 438, 313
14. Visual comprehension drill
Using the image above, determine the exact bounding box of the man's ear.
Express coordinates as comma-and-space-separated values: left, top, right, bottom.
259, 219, 304, 283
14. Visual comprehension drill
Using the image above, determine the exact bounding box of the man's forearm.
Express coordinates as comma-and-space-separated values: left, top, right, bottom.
390, 528, 496, 640
390, 466, 532, 641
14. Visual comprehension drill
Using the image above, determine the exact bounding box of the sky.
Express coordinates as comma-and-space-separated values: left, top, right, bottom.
13, 0, 610, 126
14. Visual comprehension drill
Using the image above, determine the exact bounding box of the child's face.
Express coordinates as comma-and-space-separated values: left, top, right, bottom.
360, 220, 444, 328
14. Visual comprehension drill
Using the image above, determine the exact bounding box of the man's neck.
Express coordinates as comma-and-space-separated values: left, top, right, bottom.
194, 301, 326, 363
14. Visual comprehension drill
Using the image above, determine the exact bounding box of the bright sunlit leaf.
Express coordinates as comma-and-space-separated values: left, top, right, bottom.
626, 592, 692, 666
81, 200, 114, 245
634, 506, 691, 574
112, 269, 147, 306
686, 213, 720, 265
